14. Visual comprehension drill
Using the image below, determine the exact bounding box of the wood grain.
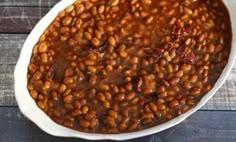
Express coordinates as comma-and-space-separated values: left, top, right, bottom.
0, 7, 50, 33
0, 34, 24, 106
0, 107, 235, 142
0, 0, 56, 7
0, 0, 235, 141
1, 34, 236, 110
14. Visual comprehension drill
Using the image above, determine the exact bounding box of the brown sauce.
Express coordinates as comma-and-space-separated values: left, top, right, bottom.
27, 0, 232, 133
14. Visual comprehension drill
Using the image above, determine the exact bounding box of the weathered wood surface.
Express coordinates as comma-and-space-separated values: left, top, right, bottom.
1, 34, 236, 109
0, 0, 236, 141
0, 107, 235, 142
0, 0, 56, 7
0, 7, 50, 33
0, 34, 24, 106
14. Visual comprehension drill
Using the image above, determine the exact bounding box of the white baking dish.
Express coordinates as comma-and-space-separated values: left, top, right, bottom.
14, 0, 236, 140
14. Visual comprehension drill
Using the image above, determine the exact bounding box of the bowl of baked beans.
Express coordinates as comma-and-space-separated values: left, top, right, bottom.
14, 0, 236, 140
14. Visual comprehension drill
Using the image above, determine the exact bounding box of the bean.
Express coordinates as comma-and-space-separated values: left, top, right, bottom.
38, 94, 44, 100
72, 109, 82, 116
103, 101, 110, 108
66, 5, 74, 13
64, 77, 74, 84
191, 87, 201, 95
181, 64, 191, 72
92, 37, 100, 46
185, 38, 191, 45
108, 36, 116, 46
37, 101, 46, 109
141, 0, 152, 5
76, 4, 85, 14
33, 71, 42, 80
30, 90, 38, 99
43, 81, 50, 90
115, 93, 125, 102
106, 25, 114, 33
91, 6, 97, 16
79, 119, 90, 128
97, 92, 106, 101
62, 16, 72, 26
104, 92, 112, 100
106, 65, 113, 72
85, 60, 95, 65
64, 120, 73, 128
157, 86, 166, 93
159, 1, 167, 6
84, 2, 93, 10
95, 29, 102, 38
65, 103, 74, 110
99, 83, 109, 91
85, 111, 96, 120
84, 32, 92, 40
190, 75, 198, 83
87, 66, 97, 73
170, 77, 180, 85
82, 106, 89, 114
109, 110, 118, 119
60, 35, 68, 41
167, 64, 173, 73
107, 116, 116, 127
98, 5, 105, 14
64, 67, 74, 77
125, 83, 133, 91
157, 104, 166, 111
131, 56, 138, 64
58, 84, 67, 93
119, 123, 127, 131
184, 7, 193, 15
39, 34, 46, 41
110, 0, 119, 6
142, 112, 154, 119
75, 19, 82, 28
41, 53, 48, 63
131, 97, 139, 105
207, 44, 215, 53
159, 58, 167, 66
90, 119, 98, 128
89, 75, 97, 85
128, 123, 138, 131
169, 100, 179, 108
149, 102, 157, 112
63, 95, 73, 103
127, 92, 136, 100
158, 91, 167, 98
88, 53, 97, 60
203, 53, 210, 61
39, 65, 45, 72
38, 42, 48, 53
175, 70, 184, 77
51, 91, 58, 101
187, 99, 195, 106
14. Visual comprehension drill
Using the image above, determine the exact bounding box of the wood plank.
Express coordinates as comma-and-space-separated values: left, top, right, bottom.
1, 34, 236, 110
0, 107, 235, 142
0, 0, 57, 7
0, 34, 26, 106
0, 7, 50, 33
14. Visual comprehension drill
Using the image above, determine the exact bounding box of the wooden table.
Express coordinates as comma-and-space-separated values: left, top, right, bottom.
0, 0, 236, 141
